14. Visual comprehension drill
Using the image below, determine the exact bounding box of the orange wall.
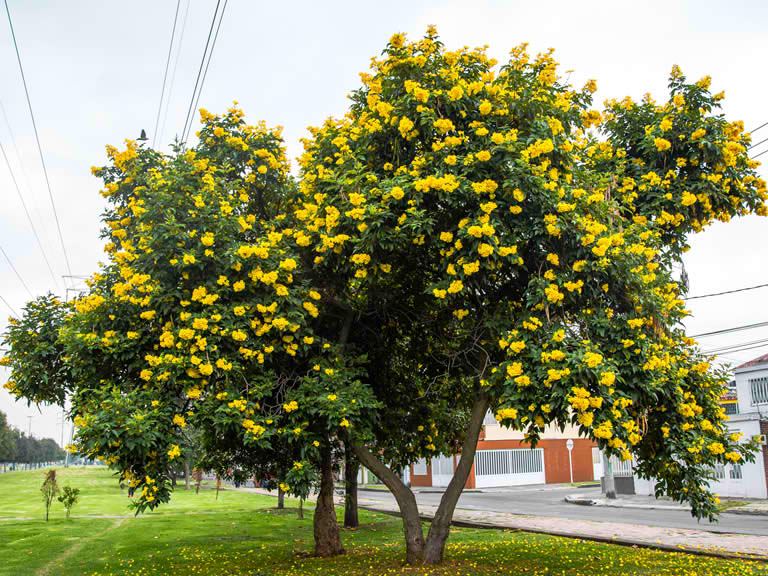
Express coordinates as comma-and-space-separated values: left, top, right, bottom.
410, 438, 595, 488
410, 463, 432, 487
475, 438, 595, 484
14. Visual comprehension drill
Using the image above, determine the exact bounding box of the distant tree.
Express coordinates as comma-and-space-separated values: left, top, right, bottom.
41, 469, 59, 521
57, 485, 80, 519
39, 438, 64, 463
0, 412, 18, 469
1, 295, 74, 406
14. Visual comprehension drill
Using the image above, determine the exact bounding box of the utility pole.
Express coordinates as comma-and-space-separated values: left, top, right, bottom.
27, 415, 32, 437
602, 451, 616, 499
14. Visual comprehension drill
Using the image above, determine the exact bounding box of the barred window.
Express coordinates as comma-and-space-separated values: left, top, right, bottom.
750, 377, 768, 404
723, 402, 739, 415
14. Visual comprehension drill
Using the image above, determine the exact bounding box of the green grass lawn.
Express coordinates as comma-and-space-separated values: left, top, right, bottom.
0, 467, 765, 575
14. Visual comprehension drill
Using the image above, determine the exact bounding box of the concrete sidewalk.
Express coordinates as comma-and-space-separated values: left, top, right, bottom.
564, 492, 768, 516
240, 486, 768, 561
359, 481, 600, 495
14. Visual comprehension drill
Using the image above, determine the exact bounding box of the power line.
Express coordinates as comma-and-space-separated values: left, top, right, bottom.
690, 320, 768, 339
684, 282, 768, 300
707, 342, 768, 357
752, 148, 768, 161
181, 0, 222, 144
185, 0, 227, 144
0, 97, 61, 282
159, 0, 191, 149
749, 135, 768, 150
4, 0, 73, 284
152, 0, 182, 149
748, 120, 768, 135
703, 336, 768, 354
0, 135, 61, 289
0, 244, 33, 299
0, 294, 19, 318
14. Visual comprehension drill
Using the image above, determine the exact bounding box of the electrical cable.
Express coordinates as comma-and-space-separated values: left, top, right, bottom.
184, 0, 227, 143
4, 0, 73, 283
0, 294, 19, 318
152, 0, 182, 148
748, 135, 768, 150
0, 137, 60, 289
684, 282, 768, 300
689, 320, 768, 339
180, 0, 221, 144
748, 120, 768, 135
0, 243, 33, 298
703, 337, 768, 354
706, 342, 768, 357
158, 0, 191, 148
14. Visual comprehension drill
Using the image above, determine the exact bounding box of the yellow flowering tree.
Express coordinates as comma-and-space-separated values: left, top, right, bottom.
4, 108, 373, 556
4, 27, 767, 568
292, 29, 765, 563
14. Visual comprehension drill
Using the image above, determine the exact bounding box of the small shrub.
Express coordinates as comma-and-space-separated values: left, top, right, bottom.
57, 485, 80, 519
41, 469, 59, 521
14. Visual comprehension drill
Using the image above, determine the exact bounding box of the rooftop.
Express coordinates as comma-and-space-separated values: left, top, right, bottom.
735, 353, 768, 370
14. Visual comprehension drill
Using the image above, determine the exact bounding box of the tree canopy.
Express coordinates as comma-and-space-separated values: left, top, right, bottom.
2, 28, 766, 564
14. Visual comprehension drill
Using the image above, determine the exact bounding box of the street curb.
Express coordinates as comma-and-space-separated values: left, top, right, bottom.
723, 508, 768, 517
564, 495, 768, 517
358, 505, 768, 564
564, 495, 690, 512
414, 489, 483, 494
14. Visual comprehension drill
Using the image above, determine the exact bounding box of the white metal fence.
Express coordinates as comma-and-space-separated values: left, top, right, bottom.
474, 448, 545, 488
431, 454, 455, 487
592, 448, 633, 478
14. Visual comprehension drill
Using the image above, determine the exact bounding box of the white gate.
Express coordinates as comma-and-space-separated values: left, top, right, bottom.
431, 454, 455, 487
474, 448, 545, 488
592, 449, 634, 478
710, 463, 746, 497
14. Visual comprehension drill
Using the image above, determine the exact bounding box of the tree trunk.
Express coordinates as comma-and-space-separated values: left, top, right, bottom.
184, 457, 191, 490
423, 392, 490, 564
352, 441, 425, 564
298, 498, 304, 520
344, 442, 359, 528
313, 445, 344, 557
277, 486, 285, 509
602, 451, 616, 499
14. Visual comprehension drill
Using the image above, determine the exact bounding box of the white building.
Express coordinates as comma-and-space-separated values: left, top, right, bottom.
635, 353, 768, 499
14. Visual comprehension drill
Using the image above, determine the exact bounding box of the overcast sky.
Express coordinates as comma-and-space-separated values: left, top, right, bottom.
2, 0, 767, 443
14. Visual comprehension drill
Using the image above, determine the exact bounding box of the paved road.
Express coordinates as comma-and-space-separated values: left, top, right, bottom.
358, 485, 768, 536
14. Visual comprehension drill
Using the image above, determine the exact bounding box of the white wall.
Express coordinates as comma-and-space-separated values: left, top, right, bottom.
635, 417, 766, 499
735, 363, 768, 417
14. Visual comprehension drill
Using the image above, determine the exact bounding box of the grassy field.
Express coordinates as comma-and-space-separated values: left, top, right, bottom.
0, 467, 766, 575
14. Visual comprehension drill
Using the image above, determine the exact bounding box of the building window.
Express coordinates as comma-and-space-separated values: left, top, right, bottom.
750, 377, 768, 405
723, 403, 739, 415
730, 464, 743, 480
413, 458, 427, 476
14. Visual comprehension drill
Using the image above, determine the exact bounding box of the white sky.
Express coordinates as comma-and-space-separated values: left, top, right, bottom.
1, 0, 767, 443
